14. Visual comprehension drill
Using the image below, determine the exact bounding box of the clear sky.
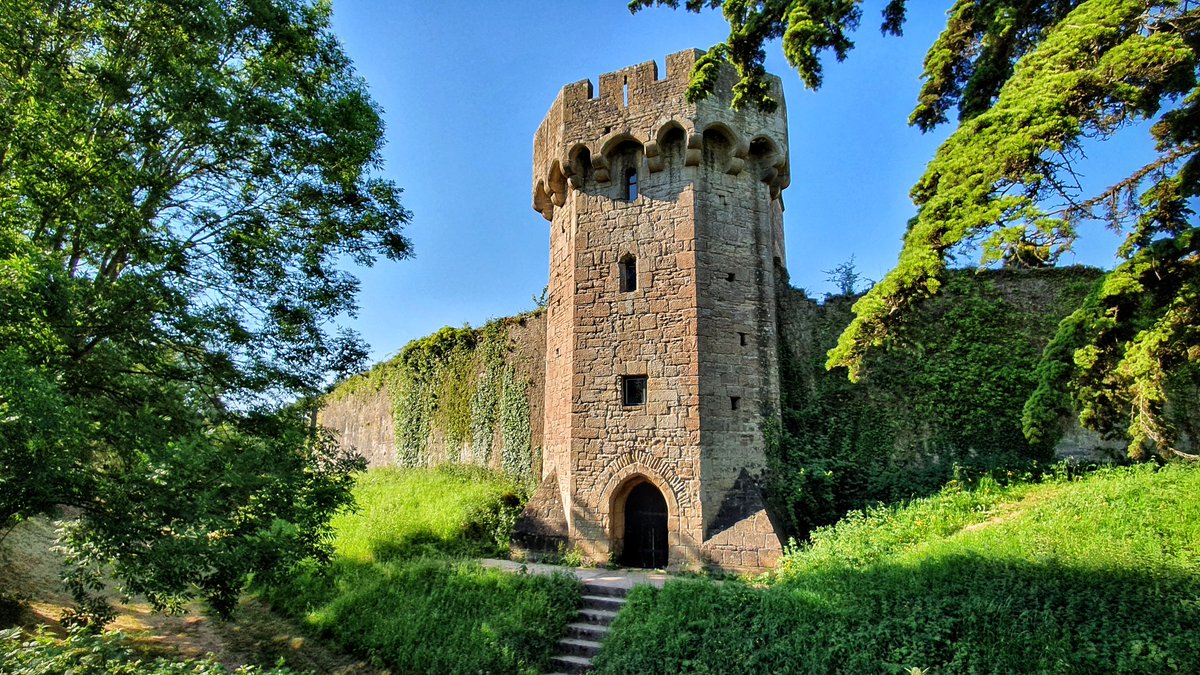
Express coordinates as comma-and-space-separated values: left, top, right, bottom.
327, 1, 1146, 364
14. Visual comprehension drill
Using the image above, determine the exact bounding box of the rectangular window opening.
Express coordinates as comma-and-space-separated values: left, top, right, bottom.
739, 332, 747, 346
622, 375, 647, 407
726, 272, 736, 282
730, 396, 741, 411
620, 256, 637, 292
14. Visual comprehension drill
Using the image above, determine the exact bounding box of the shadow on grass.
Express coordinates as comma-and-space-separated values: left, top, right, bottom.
260, 556, 580, 675
365, 528, 495, 562
594, 554, 1200, 674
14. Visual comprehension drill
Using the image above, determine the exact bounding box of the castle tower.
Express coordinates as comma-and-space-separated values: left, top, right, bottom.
517, 49, 789, 571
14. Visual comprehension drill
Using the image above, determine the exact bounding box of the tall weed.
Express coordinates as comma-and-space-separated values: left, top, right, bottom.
261, 465, 579, 674
595, 463, 1200, 674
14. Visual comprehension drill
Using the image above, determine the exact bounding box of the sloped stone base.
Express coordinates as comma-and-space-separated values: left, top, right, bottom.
701, 470, 783, 572
512, 471, 568, 556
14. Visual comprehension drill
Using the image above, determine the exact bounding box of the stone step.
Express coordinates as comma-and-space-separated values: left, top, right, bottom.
557, 637, 602, 658
580, 583, 628, 598
577, 607, 619, 625
565, 621, 610, 641
580, 594, 626, 611
548, 653, 593, 674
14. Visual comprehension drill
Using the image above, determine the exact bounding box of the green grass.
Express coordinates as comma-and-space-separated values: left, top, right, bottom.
329, 464, 523, 561
594, 463, 1200, 674
0, 625, 302, 674
261, 465, 580, 674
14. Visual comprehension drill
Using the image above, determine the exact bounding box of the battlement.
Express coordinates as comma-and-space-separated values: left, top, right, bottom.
532, 49, 790, 220
559, 49, 703, 107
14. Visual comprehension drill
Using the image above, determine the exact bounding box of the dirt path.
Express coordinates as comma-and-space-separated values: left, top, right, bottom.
0, 516, 379, 674
481, 558, 671, 591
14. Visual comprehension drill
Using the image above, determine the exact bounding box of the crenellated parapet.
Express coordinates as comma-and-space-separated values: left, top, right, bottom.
531, 49, 790, 220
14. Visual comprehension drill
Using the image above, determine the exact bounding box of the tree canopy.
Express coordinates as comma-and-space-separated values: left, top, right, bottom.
632, 0, 1200, 460
0, 0, 409, 618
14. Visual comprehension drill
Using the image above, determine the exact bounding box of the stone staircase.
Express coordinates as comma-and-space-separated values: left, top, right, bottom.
546, 582, 628, 674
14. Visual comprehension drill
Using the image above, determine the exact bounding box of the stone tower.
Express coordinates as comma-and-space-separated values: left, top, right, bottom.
517, 49, 789, 572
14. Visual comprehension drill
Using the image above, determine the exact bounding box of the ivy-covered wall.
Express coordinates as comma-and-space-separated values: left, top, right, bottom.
322, 267, 1118, 537
770, 266, 1109, 538
318, 311, 545, 484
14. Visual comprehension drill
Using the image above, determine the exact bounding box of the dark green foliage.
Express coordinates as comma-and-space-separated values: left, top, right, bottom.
0, 0, 404, 618
629, 0, 908, 110
259, 466, 580, 674
1024, 219, 1200, 459
770, 268, 1101, 538
60, 418, 364, 617
0, 626, 298, 674
268, 560, 578, 675
638, 0, 1200, 461
911, 0, 1085, 131
823, 1, 1200, 458
594, 464, 1200, 674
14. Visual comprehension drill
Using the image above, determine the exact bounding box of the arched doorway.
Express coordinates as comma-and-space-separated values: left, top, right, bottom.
620, 481, 668, 568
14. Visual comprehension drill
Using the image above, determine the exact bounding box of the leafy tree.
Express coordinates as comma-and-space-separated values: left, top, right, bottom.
0, 0, 410, 617
633, 0, 1200, 460
824, 254, 865, 295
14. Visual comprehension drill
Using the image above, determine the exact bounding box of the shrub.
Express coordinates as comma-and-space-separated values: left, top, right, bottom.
594, 463, 1200, 674
0, 626, 298, 674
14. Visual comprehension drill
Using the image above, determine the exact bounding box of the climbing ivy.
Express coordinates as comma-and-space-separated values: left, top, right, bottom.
325, 313, 540, 481
769, 267, 1103, 540
469, 321, 509, 465
393, 373, 430, 468
499, 366, 533, 481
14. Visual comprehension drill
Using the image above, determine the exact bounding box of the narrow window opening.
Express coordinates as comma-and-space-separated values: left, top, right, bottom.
622, 376, 648, 407
730, 396, 741, 411
726, 272, 736, 282
622, 76, 629, 107
619, 254, 637, 292
603, 125, 612, 134
624, 167, 638, 201
739, 332, 747, 346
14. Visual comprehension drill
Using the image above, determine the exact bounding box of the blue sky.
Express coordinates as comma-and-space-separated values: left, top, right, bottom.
328, 1, 1143, 364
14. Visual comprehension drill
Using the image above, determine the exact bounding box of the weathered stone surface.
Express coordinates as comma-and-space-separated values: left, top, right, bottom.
701, 469, 782, 573
318, 377, 396, 469
512, 469, 569, 554
524, 49, 788, 571
318, 313, 546, 471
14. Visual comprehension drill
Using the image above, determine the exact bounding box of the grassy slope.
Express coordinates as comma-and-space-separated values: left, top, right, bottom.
0, 518, 372, 673
2, 465, 578, 674
328, 465, 519, 561
260, 465, 580, 675
595, 464, 1200, 674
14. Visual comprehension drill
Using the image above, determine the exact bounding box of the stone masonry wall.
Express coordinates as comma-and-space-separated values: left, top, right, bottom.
530, 49, 789, 571
319, 376, 397, 469
318, 312, 546, 474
